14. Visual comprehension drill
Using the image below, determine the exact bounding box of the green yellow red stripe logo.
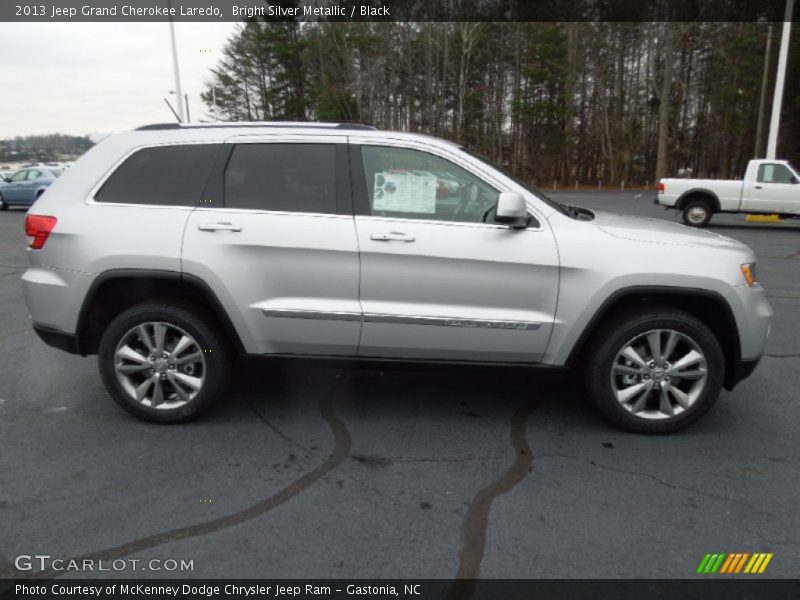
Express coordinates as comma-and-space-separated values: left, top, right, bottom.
697, 553, 773, 574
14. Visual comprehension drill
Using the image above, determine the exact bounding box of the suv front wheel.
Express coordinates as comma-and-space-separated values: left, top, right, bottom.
98, 302, 231, 423
585, 307, 724, 433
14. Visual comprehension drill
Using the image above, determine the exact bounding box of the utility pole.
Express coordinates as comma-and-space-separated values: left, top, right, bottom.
754, 24, 773, 158
766, 0, 794, 160
167, 0, 185, 123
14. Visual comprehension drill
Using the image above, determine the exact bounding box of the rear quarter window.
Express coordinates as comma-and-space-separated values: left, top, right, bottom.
95, 144, 220, 206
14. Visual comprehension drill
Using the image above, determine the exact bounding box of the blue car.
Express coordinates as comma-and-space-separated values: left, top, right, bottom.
0, 167, 62, 210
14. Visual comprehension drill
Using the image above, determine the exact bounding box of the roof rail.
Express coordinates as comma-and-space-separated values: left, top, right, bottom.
135, 121, 377, 131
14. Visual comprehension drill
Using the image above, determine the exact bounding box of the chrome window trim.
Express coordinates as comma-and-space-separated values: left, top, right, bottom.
82, 136, 549, 228
355, 214, 542, 232
263, 308, 541, 331
193, 207, 353, 219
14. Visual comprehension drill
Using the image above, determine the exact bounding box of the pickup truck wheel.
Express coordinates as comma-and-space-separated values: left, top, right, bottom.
98, 302, 231, 423
681, 200, 713, 227
585, 307, 724, 434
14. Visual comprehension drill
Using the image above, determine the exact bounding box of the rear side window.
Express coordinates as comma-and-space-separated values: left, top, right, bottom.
95, 144, 220, 206
225, 144, 337, 214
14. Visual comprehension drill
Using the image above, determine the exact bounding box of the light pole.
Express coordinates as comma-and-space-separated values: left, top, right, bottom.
754, 23, 773, 158
167, 0, 185, 123
766, 0, 794, 160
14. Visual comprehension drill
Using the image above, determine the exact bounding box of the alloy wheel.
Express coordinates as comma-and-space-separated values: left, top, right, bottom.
113, 321, 206, 410
610, 328, 708, 420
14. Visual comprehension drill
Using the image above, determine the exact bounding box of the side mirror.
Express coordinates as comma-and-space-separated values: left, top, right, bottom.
494, 192, 532, 229
3, 178, 10, 183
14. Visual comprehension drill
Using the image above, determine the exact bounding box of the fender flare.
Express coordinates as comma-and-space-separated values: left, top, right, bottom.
564, 285, 742, 389
675, 188, 721, 212
75, 268, 246, 355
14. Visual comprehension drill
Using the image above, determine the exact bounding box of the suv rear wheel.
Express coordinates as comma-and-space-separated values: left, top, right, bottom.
98, 302, 231, 423
585, 307, 724, 433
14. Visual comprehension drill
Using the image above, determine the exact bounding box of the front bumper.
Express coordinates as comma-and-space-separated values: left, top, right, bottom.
32, 323, 81, 355
724, 356, 762, 391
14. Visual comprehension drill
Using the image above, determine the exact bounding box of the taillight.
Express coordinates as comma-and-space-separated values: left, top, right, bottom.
658, 182, 665, 193
25, 214, 57, 249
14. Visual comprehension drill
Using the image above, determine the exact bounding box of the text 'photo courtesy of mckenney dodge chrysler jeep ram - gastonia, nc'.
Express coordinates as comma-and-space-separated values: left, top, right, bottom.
22, 121, 773, 434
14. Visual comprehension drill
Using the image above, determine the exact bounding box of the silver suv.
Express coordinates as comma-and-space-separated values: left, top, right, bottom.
22, 122, 773, 433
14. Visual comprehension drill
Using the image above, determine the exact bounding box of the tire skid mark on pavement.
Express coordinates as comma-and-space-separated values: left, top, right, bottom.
446, 400, 537, 600
15, 376, 352, 581
245, 391, 317, 456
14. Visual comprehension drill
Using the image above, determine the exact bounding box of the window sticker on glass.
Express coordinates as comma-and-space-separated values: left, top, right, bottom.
373, 170, 438, 214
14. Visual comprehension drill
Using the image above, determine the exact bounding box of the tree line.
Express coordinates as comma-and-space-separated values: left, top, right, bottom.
0, 134, 94, 162
202, 22, 800, 186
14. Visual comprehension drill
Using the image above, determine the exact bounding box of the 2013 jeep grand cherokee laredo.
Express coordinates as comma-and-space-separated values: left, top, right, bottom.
22, 122, 773, 433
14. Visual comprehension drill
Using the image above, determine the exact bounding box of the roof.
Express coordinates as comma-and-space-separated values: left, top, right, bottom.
129, 121, 461, 152
136, 121, 376, 131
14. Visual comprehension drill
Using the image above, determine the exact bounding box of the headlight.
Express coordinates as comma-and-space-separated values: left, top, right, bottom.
740, 263, 757, 287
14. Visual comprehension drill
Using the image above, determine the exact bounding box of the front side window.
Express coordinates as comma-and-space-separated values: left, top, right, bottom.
360, 146, 499, 223
224, 144, 337, 214
95, 144, 220, 206
11, 170, 27, 182
758, 163, 795, 184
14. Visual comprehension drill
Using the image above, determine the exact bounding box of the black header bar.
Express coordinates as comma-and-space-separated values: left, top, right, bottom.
1, 0, 795, 23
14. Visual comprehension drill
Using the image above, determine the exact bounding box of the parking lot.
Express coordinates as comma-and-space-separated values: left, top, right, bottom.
0, 192, 798, 581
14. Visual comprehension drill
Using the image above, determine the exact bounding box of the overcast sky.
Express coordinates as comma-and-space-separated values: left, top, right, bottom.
0, 22, 237, 139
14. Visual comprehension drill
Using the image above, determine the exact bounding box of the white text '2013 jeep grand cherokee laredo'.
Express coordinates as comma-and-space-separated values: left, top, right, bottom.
22, 122, 773, 433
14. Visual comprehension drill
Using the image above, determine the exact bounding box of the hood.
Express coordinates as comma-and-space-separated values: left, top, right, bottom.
590, 210, 748, 251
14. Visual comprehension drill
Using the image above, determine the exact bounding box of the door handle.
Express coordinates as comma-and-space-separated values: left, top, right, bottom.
754, 185, 762, 189
197, 222, 242, 232
370, 232, 415, 242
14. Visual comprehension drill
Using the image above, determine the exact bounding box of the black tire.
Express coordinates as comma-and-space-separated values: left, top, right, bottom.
584, 306, 724, 434
98, 301, 231, 423
0, 195, 7, 211
681, 199, 713, 227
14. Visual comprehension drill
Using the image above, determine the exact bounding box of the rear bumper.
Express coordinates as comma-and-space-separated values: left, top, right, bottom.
22, 266, 94, 337
32, 323, 81, 355
724, 357, 762, 391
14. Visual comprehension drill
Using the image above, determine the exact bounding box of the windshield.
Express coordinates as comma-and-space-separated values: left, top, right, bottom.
460, 147, 568, 215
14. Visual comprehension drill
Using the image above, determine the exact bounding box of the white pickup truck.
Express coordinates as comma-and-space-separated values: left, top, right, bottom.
657, 159, 800, 227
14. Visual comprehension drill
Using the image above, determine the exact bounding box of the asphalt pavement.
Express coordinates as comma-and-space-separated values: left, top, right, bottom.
0, 193, 798, 582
